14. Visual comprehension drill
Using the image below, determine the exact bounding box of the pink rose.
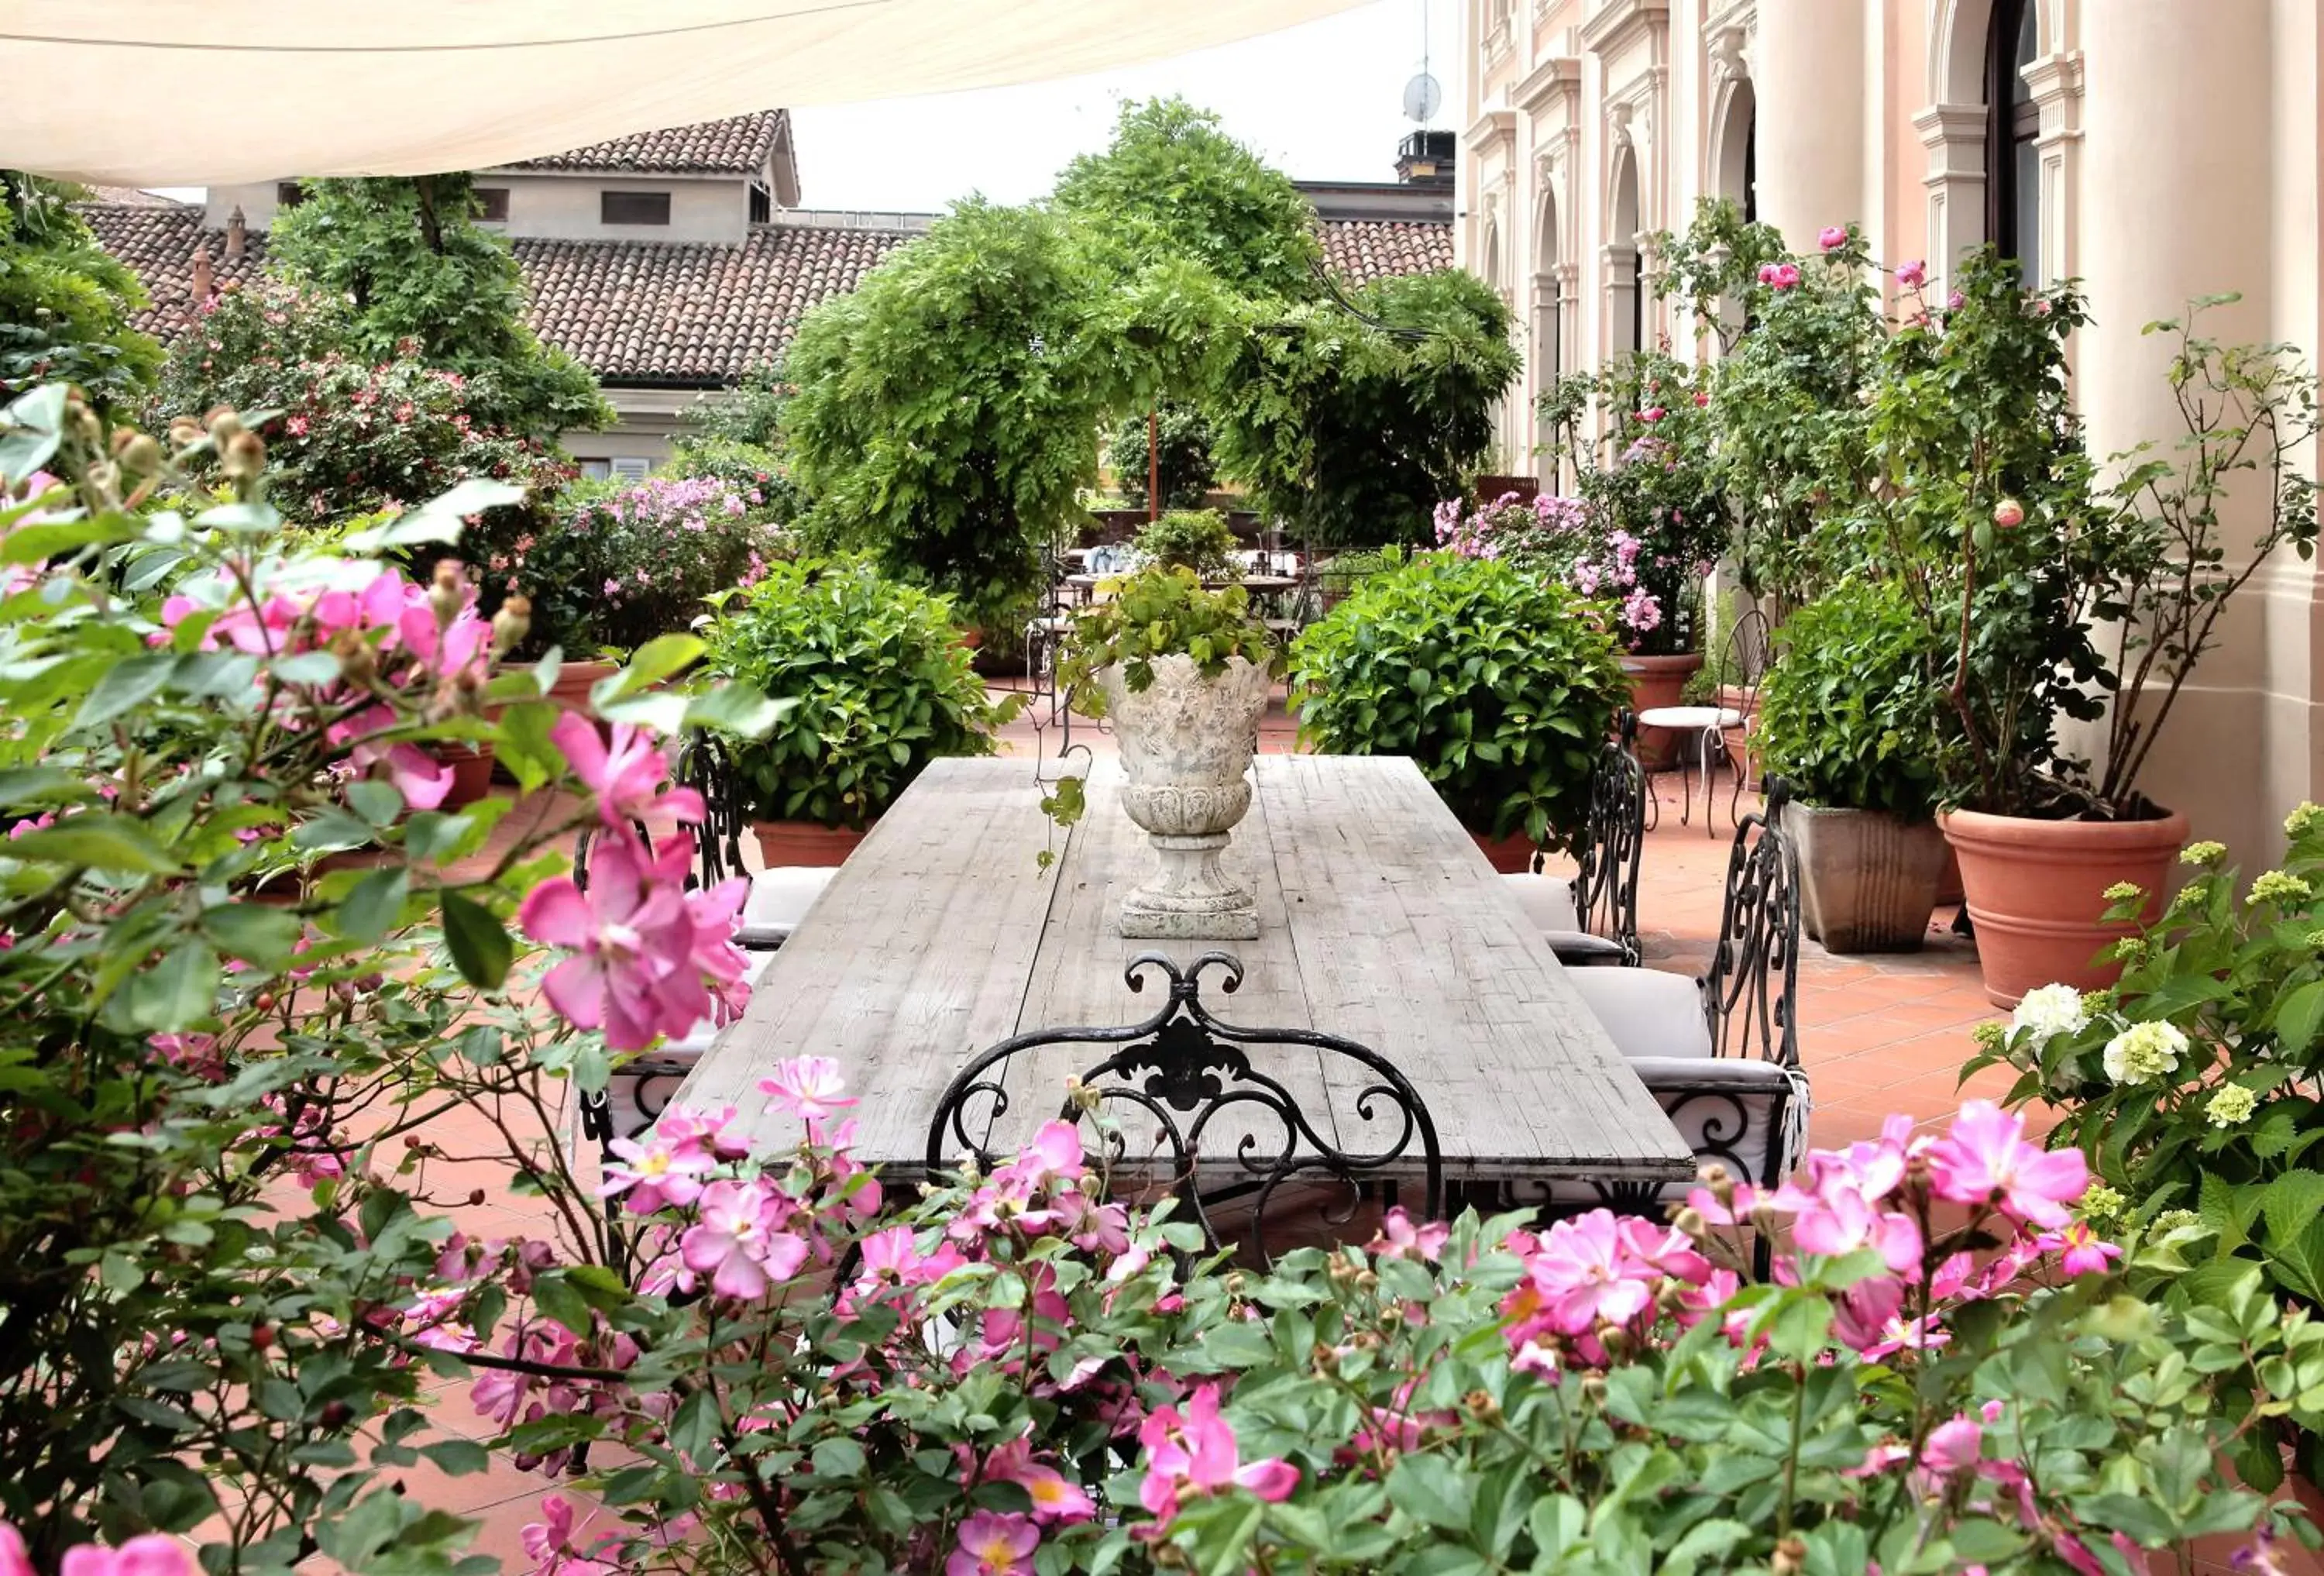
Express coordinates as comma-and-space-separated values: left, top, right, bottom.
1896, 259, 1927, 288
1638, 407, 1666, 424
1992, 497, 2025, 529
1772, 263, 1802, 290
1818, 225, 1848, 251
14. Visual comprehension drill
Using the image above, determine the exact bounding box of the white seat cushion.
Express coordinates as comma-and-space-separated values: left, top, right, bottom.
736, 865, 837, 948
1634, 705, 1742, 731
1502, 872, 1580, 933
1567, 967, 1713, 1061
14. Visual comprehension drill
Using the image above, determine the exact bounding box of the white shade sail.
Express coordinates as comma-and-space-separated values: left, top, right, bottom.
1, 0, 1369, 186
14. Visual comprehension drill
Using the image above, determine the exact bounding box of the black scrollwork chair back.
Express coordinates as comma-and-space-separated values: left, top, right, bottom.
926, 952, 1442, 1270
1548, 781, 1809, 1266
1572, 711, 1648, 964
1723, 606, 1775, 824
1517, 712, 1647, 967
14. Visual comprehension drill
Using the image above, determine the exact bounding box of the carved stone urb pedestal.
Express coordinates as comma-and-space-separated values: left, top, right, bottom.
1097, 653, 1273, 941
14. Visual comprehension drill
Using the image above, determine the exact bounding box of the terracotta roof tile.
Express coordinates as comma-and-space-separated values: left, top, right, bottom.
505, 111, 787, 177
82, 200, 1456, 388
1318, 217, 1455, 284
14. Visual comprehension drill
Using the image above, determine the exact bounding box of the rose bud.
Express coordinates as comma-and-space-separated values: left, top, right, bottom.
1992, 497, 2026, 528
250, 1322, 275, 1351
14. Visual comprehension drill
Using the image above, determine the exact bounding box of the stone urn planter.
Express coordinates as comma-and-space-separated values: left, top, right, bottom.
1938, 806, 2190, 1008
751, 821, 868, 869
1622, 652, 1703, 771
1790, 806, 1948, 954
1098, 652, 1274, 940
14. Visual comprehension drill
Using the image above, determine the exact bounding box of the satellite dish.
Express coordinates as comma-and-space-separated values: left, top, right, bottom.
1402, 72, 1442, 124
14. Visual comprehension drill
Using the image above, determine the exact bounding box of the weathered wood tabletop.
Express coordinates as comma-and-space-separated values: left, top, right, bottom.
682, 755, 1696, 1185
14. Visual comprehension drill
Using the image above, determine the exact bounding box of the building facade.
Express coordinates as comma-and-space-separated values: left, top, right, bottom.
1461, 0, 2322, 863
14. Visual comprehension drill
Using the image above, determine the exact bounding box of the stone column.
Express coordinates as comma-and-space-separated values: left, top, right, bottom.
1750, 0, 1867, 245
2075, 0, 2283, 859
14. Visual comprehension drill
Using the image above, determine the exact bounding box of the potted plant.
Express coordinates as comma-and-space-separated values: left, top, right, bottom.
1863, 261, 2320, 1004
512, 472, 792, 709
700, 556, 1016, 865
1756, 579, 1951, 951
1500, 353, 1731, 769
1054, 566, 1281, 938
1290, 550, 1627, 872
1128, 508, 1240, 580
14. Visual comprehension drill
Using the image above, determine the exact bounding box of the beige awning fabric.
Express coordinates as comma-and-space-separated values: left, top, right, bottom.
1, 0, 1369, 186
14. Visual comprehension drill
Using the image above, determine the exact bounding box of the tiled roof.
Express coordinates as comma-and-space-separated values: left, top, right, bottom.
1318, 218, 1455, 285
81, 201, 270, 335
79, 201, 910, 385
504, 111, 788, 177
514, 226, 912, 383
81, 200, 1455, 389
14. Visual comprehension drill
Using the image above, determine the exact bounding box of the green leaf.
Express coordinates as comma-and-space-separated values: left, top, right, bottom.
75, 653, 177, 727
9, 817, 177, 875
2278, 980, 2324, 1055
0, 384, 67, 482
126, 941, 221, 1032
337, 867, 411, 945
607, 634, 706, 695
440, 892, 512, 989
200, 903, 303, 971
345, 780, 406, 828
1385, 1453, 1474, 1530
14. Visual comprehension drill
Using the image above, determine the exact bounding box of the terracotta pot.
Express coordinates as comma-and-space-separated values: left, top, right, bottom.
957, 627, 985, 652
1469, 831, 1539, 874
1934, 843, 1965, 907
1938, 805, 2189, 1008
1717, 683, 1761, 781
1623, 652, 1704, 771
438, 743, 497, 808
547, 659, 620, 714
752, 820, 869, 869
1791, 807, 1948, 954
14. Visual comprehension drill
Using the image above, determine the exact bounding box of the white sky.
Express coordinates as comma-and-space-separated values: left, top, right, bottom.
153, 0, 1461, 216
787, 0, 1461, 212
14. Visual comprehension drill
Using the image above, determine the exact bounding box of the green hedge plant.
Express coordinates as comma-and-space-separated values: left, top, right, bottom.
1755, 578, 1951, 821
1291, 552, 1626, 849
701, 557, 1016, 828
1129, 508, 1239, 580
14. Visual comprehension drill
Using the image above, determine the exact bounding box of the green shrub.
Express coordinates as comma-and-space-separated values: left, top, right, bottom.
1059, 565, 1279, 717
1105, 403, 1215, 511
1755, 579, 1951, 820
1130, 508, 1238, 578
1291, 552, 1626, 848
700, 557, 1013, 828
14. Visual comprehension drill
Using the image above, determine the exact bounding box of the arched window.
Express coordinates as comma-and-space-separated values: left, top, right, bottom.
1985, 0, 2039, 282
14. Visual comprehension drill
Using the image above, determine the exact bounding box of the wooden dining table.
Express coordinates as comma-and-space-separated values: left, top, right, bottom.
682, 755, 1697, 1191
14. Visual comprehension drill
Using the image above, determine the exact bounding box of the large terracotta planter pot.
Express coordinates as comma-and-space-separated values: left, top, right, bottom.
438, 743, 498, 808
1099, 653, 1272, 940
752, 821, 868, 869
1792, 806, 1948, 954
547, 659, 620, 714
1623, 652, 1703, 771
1938, 805, 2189, 1008
1469, 831, 1539, 874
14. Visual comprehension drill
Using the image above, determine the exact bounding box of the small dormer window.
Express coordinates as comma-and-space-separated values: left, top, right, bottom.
474, 187, 510, 222
749, 181, 771, 224
601, 191, 672, 226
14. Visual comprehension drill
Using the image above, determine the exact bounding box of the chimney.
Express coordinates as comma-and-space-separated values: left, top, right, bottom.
189, 245, 214, 303
1396, 129, 1456, 188
225, 205, 246, 259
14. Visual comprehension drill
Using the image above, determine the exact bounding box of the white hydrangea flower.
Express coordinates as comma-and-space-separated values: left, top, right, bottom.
2010, 982, 2089, 1045
2102, 1020, 2188, 1086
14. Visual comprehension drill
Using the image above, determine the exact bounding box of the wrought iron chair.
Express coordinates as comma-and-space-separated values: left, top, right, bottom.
1636, 605, 1772, 834
1504, 711, 1648, 966
1559, 780, 1809, 1258
926, 951, 1442, 1269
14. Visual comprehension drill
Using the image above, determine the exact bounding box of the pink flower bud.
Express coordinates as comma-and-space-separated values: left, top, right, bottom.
1638, 407, 1666, 424
1693, 391, 1710, 408
1818, 226, 1848, 251
1896, 259, 1927, 288
1992, 497, 2025, 529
